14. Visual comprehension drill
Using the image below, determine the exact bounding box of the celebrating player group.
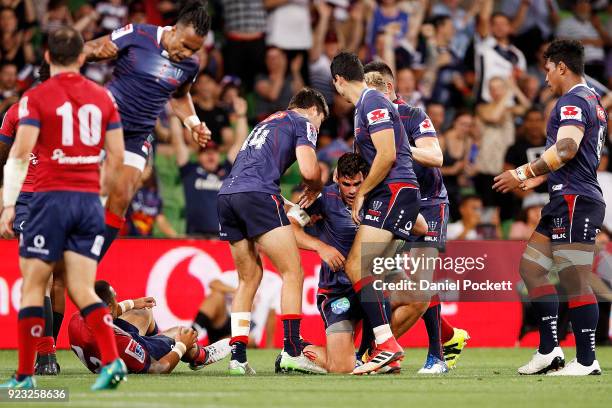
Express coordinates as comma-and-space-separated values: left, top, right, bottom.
0, 0, 607, 391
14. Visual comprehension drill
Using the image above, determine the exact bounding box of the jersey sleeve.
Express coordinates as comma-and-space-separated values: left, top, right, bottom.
117, 335, 150, 374
363, 93, 396, 134
110, 24, 138, 52
407, 108, 437, 140
294, 117, 318, 149
557, 94, 589, 130
17, 91, 41, 128
0, 103, 19, 145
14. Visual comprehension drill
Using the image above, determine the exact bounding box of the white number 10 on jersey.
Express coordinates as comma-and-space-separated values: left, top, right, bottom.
56, 102, 103, 146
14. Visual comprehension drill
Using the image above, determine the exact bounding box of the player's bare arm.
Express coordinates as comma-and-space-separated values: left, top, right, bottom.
226, 97, 249, 164
102, 127, 125, 197
296, 145, 323, 208
83, 35, 118, 62
411, 136, 443, 168
169, 115, 190, 167
170, 81, 212, 147
288, 215, 345, 271
493, 125, 584, 193
0, 124, 39, 238
148, 327, 197, 374
352, 128, 395, 224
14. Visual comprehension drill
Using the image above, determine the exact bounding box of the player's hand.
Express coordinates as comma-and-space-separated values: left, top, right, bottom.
351, 194, 364, 225
94, 40, 118, 60
492, 169, 521, 193
0, 206, 16, 239
519, 176, 546, 191
317, 244, 345, 271
175, 327, 197, 349
232, 97, 248, 117
298, 187, 320, 209
191, 123, 212, 147
133, 297, 156, 309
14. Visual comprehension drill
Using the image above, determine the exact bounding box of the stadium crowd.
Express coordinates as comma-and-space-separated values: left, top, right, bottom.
1, 0, 612, 241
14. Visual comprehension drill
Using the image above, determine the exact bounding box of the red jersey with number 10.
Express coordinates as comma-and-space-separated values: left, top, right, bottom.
18, 72, 122, 193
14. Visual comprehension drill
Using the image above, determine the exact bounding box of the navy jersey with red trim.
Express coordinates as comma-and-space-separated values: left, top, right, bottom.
354, 88, 418, 186
219, 110, 317, 195
395, 99, 448, 206
306, 184, 358, 292
546, 84, 607, 203
18, 72, 121, 193
107, 24, 200, 135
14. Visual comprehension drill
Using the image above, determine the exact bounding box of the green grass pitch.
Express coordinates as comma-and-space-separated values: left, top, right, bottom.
0, 348, 610, 408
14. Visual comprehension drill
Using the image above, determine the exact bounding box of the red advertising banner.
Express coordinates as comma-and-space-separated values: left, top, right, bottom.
0, 239, 559, 349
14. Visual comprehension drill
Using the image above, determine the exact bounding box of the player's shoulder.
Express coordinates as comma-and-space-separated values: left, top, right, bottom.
363, 88, 392, 107
111, 23, 149, 40
2, 102, 19, 124
557, 85, 598, 122
322, 184, 342, 204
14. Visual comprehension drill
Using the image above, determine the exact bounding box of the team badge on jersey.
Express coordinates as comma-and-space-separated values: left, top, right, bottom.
560, 106, 582, 121
111, 24, 133, 41
419, 118, 435, 133
306, 122, 317, 145
367, 109, 390, 125
331, 297, 351, 315
596, 105, 606, 122
125, 339, 146, 363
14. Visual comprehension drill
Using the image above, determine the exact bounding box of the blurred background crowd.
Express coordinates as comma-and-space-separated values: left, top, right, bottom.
1, 0, 612, 244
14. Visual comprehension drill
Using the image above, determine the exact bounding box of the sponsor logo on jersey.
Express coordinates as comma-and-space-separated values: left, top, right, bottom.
367, 109, 390, 125
306, 122, 318, 145
111, 24, 134, 41
331, 297, 351, 315
51, 149, 102, 165
372, 200, 383, 211
552, 217, 566, 239
365, 214, 380, 222
596, 105, 606, 122
552, 183, 563, 191
27, 234, 49, 255
419, 118, 436, 133
560, 105, 582, 121
125, 339, 146, 363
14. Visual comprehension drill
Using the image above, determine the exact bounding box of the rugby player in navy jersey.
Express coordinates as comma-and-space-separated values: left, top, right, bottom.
330, 52, 421, 374
363, 62, 470, 374
217, 88, 329, 375
494, 40, 608, 375
82, 0, 213, 259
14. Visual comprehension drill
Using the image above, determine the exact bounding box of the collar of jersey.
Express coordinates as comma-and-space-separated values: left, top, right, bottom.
157, 26, 172, 59
567, 82, 592, 94
356, 87, 371, 108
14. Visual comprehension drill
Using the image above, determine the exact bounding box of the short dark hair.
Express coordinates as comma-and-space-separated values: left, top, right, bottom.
543, 39, 584, 76
48, 26, 84, 66
337, 153, 369, 179
431, 14, 452, 29
490, 12, 511, 22
38, 62, 50, 82
524, 107, 544, 119
288, 87, 329, 119
94, 280, 115, 307
330, 52, 364, 82
363, 60, 394, 80
459, 194, 482, 207
177, 0, 211, 37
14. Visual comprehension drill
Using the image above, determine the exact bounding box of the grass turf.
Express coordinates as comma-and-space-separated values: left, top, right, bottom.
0, 348, 610, 408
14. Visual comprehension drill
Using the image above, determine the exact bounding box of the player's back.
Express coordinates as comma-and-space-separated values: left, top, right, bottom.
354, 88, 418, 186
547, 84, 607, 202
396, 101, 448, 205
219, 110, 318, 195
19, 72, 121, 193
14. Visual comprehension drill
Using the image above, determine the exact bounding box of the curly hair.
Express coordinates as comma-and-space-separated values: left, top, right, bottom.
177, 0, 211, 37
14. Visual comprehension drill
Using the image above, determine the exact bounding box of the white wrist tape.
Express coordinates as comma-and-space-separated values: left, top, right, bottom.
171, 341, 187, 358
2, 158, 28, 206
183, 115, 201, 130
118, 299, 134, 314
287, 205, 311, 227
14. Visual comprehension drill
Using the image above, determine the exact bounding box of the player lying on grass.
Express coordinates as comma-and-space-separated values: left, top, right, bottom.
363, 64, 470, 373
191, 270, 281, 348
69, 280, 231, 374
493, 39, 607, 376
0, 27, 126, 390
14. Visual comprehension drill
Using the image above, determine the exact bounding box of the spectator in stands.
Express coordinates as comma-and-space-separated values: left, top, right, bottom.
556, 0, 610, 82
426, 102, 446, 132
501, 0, 559, 62
254, 47, 303, 121
447, 195, 484, 240
0, 63, 19, 115
508, 193, 548, 240
475, 0, 526, 103
265, 0, 311, 85
220, 0, 267, 92
120, 165, 178, 238
41, 0, 74, 35
474, 76, 531, 219
171, 97, 249, 237
309, 1, 336, 105
95, 0, 129, 34
193, 71, 234, 151
0, 0, 36, 32
597, 146, 612, 232
441, 110, 476, 219
430, 0, 479, 59
0, 7, 34, 71
365, 0, 409, 54
395, 67, 424, 110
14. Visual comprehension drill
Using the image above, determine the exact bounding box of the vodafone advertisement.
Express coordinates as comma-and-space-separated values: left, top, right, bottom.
1, 239, 537, 349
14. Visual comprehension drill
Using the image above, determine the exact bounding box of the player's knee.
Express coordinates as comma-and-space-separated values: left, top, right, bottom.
520, 246, 552, 280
